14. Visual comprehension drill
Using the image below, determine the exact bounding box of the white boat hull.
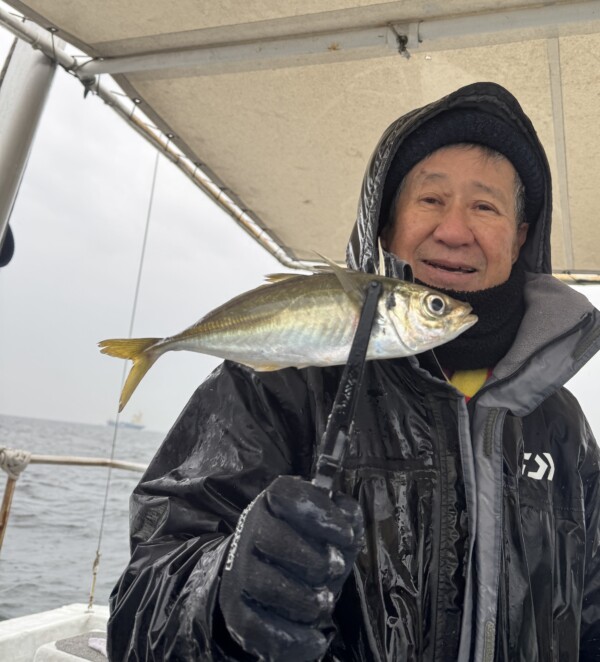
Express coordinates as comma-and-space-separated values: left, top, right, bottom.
0, 604, 108, 662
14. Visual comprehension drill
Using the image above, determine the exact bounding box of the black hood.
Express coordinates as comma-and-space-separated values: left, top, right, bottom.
346, 82, 553, 277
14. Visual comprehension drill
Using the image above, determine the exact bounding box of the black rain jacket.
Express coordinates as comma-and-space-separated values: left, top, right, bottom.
108, 83, 600, 661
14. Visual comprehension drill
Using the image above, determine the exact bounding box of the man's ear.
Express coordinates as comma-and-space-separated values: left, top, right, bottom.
512, 222, 529, 262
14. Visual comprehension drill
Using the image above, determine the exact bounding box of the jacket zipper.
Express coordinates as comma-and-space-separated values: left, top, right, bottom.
482, 407, 504, 662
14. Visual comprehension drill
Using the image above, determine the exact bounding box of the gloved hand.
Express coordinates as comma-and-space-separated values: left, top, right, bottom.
218, 475, 364, 661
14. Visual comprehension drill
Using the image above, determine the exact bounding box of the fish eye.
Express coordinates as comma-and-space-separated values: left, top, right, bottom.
425, 294, 445, 316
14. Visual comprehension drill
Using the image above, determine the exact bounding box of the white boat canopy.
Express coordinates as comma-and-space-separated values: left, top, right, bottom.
1, 0, 599, 278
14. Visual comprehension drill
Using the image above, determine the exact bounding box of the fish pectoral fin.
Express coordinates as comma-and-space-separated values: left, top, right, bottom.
315, 252, 365, 309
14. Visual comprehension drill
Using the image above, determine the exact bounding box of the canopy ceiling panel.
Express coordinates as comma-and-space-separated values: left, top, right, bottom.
126, 40, 567, 264
3, 0, 599, 275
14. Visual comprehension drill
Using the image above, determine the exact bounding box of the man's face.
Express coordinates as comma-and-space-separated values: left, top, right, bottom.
383, 145, 528, 292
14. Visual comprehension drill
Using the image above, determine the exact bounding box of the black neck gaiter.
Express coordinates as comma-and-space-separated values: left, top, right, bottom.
417, 263, 526, 370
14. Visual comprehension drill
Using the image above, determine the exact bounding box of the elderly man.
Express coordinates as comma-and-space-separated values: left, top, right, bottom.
108, 82, 600, 661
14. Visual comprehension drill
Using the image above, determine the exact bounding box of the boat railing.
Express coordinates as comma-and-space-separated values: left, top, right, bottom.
0, 447, 147, 554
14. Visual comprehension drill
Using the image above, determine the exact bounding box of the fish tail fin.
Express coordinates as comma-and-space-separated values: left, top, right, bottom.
98, 337, 161, 412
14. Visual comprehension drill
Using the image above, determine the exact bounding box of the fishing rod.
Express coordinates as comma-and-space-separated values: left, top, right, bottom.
313, 280, 383, 493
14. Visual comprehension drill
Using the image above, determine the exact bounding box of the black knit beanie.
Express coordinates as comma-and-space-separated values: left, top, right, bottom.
380, 108, 545, 230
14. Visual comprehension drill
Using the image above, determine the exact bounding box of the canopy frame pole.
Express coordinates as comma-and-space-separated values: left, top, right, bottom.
0, 31, 60, 248
0, 9, 313, 270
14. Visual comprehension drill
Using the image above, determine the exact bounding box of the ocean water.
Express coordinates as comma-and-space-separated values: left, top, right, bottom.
0, 414, 165, 620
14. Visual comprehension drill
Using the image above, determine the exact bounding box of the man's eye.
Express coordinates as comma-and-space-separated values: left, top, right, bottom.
422, 196, 441, 205
475, 202, 497, 212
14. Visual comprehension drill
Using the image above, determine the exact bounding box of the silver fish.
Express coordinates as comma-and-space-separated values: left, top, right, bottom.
99, 262, 477, 411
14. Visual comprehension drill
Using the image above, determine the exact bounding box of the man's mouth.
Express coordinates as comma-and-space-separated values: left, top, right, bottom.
423, 260, 477, 274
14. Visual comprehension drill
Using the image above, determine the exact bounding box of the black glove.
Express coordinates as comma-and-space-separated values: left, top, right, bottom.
218, 475, 364, 661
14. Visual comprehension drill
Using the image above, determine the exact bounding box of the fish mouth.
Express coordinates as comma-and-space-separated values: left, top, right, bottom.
446, 303, 478, 336
423, 259, 477, 274
461, 312, 479, 330
455, 301, 478, 329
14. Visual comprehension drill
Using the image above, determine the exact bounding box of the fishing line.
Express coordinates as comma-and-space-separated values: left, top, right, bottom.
87, 150, 160, 610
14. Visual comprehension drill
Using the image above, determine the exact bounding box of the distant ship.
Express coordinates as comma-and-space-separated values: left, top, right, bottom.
107, 411, 145, 430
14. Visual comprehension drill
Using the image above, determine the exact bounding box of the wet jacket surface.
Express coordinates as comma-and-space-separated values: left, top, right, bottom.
107, 83, 600, 661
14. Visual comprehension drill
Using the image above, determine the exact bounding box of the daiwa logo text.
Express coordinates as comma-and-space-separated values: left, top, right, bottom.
522, 452, 555, 480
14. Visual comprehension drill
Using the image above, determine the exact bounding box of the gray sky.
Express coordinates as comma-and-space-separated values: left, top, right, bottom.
0, 26, 598, 437
0, 28, 290, 432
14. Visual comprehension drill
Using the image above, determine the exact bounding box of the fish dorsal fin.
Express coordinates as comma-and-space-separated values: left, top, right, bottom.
316, 252, 365, 308
264, 273, 298, 284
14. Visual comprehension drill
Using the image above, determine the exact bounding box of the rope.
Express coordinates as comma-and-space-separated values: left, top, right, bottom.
87, 150, 161, 611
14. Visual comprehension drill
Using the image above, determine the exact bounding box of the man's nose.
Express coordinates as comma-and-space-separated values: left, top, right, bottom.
432, 204, 474, 246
